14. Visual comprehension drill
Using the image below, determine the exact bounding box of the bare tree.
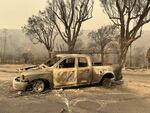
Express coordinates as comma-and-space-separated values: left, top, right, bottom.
88, 25, 119, 64
132, 47, 145, 68
55, 43, 67, 51
46, 0, 94, 51
74, 38, 84, 50
23, 11, 58, 58
22, 52, 30, 64
100, 0, 150, 80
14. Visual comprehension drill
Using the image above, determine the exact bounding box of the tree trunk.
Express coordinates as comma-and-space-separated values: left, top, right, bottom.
68, 43, 75, 52
114, 45, 129, 81
101, 50, 104, 64
48, 51, 52, 58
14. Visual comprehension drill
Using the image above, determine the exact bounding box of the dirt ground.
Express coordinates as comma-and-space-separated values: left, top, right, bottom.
0, 65, 150, 113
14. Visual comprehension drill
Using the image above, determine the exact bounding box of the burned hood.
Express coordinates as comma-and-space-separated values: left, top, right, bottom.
17, 64, 48, 73
20, 66, 53, 77
21, 69, 50, 77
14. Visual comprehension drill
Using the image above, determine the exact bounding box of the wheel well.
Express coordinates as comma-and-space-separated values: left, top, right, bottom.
100, 73, 114, 85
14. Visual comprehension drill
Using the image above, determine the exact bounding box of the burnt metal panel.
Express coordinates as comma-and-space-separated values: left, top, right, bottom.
53, 68, 77, 87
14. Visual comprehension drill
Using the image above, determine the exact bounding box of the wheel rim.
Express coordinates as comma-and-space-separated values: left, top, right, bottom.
33, 80, 45, 93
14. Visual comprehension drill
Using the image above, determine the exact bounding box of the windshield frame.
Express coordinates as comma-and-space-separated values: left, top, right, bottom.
44, 56, 61, 67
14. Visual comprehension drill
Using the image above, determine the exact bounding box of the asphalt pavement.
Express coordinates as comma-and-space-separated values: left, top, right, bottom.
0, 66, 150, 113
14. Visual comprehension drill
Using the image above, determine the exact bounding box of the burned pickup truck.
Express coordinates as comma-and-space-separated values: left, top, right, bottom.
13, 54, 115, 93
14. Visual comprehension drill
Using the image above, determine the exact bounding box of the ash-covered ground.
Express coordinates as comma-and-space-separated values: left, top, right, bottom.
0, 65, 150, 113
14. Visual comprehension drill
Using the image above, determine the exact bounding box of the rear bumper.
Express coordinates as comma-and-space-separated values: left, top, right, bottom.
13, 77, 28, 91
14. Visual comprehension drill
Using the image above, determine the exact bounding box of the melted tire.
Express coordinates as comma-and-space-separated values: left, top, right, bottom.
102, 78, 112, 88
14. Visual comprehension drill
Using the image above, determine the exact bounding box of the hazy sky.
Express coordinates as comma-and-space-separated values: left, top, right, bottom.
0, 0, 149, 30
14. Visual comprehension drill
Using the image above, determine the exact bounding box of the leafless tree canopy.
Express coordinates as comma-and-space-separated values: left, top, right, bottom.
100, 0, 150, 80
23, 11, 58, 57
88, 25, 119, 64
88, 25, 118, 50
47, 0, 94, 51
100, 0, 150, 61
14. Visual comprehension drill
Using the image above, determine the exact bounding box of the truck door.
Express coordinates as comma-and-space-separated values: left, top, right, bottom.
53, 57, 77, 87
77, 57, 92, 85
